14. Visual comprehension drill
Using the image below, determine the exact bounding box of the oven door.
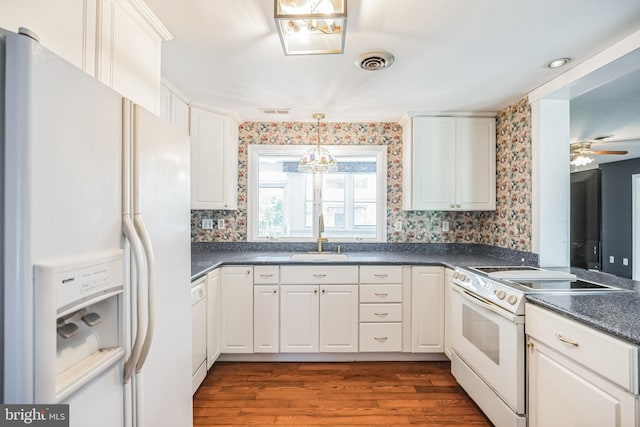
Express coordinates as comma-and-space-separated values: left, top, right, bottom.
450, 284, 525, 414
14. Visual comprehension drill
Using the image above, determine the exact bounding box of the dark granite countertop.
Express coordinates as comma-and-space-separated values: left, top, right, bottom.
526, 268, 640, 346
191, 243, 640, 347
191, 250, 522, 281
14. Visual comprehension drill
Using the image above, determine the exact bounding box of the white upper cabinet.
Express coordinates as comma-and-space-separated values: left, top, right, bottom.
1, 0, 170, 115
1, 0, 97, 74
403, 116, 496, 211
160, 82, 190, 134
98, 0, 170, 115
190, 106, 239, 210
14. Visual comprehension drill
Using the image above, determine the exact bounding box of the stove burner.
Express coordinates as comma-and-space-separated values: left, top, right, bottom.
469, 266, 539, 274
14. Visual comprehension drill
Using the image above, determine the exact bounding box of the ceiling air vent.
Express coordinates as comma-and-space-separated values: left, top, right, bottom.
354, 50, 395, 71
260, 108, 291, 115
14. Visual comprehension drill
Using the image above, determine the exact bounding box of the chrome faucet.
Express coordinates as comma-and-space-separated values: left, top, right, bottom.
316, 212, 328, 252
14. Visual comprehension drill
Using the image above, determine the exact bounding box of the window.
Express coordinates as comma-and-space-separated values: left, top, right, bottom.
248, 145, 387, 242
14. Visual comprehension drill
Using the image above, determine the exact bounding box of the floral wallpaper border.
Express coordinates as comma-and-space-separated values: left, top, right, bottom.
191, 97, 532, 252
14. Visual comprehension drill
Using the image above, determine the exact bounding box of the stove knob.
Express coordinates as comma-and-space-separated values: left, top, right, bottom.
495, 290, 506, 300
507, 295, 518, 305
459, 274, 467, 282
453, 271, 460, 279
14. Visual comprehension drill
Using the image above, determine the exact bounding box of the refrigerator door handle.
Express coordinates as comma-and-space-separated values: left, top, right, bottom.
123, 215, 148, 384
134, 213, 155, 372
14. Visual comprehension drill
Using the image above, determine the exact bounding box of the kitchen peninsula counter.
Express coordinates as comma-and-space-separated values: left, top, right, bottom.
527, 269, 640, 346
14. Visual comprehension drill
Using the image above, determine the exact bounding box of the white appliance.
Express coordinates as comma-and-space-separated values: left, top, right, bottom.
449, 266, 629, 427
1, 28, 192, 427
190, 281, 207, 394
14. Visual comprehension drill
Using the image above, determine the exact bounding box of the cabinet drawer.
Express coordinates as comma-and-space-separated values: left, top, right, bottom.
359, 266, 403, 283
359, 303, 402, 322
360, 284, 402, 303
359, 323, 402, 352
526, 304, 639, 393
254, 266, 279, 284
280, 266, 358, 284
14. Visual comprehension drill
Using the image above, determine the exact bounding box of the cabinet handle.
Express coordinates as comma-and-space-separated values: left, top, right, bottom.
374, 292, 388, 298
260, 274, 273, 278
555, 333, 579, 347
450, 204, 455, 208
313, 289, 318, 294
374, 312, 389, 317
313, 274, 327, 279
374, 274, 388, 278
321, 289, 326, 294
456, 204, 461, 208
246, 270, 251, 275
272, 290, 277, 294
374, 337, 388, 342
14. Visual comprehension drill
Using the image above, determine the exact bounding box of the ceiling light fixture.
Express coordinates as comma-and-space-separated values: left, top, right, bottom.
274, 0, 347, 55
569, 154, 595, 167
298, 113, 338, 173
546, 57, 571, 68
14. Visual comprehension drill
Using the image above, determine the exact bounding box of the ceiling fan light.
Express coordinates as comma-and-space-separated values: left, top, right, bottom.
570, 155, 594, 166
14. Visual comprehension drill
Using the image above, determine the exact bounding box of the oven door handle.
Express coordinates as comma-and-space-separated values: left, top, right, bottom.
451, 285, 521, 323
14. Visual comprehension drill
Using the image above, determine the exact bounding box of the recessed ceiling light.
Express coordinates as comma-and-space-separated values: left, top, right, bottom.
546, 58, 571, 69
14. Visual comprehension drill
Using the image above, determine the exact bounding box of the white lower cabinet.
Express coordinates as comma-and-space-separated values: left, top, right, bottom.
206, 269, 221, 368
443, 268, 454, 358
220, 266, 253, 353
319, 285, 359, 352
526, 304, 639, 427
359, 266, 404, 352
411, 266, 444, 352
280, 285, 320, 352
253, 285, 279, 353
279, 266, 359, 353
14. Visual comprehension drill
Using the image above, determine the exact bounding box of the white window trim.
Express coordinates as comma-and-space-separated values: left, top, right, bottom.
247, 144, 387, 243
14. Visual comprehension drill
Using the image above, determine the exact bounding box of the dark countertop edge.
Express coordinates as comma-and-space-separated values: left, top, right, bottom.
524, 296, 640, 346
525, 267, 640, 346
190, 250, 532, 281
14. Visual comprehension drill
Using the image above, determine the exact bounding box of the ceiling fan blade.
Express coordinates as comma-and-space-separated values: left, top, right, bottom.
590, 150, 628, 155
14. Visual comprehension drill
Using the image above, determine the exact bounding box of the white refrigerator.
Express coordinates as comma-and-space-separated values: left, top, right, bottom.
1, 28, 192, 427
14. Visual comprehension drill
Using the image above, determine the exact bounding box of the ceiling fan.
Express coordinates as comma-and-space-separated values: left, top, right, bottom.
569, 135, 628, 163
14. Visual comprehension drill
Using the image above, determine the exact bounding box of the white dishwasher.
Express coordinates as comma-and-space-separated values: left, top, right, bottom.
191, 279, 207, 394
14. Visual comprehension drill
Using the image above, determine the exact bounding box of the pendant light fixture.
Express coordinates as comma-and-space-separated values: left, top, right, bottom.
274, 0, 347, 55
298, 113, 338, 173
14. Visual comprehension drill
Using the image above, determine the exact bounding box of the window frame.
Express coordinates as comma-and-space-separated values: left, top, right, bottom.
247, 144, 387, 243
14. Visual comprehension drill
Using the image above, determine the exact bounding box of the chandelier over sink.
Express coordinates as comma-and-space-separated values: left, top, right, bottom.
298, 113, 338, 173
274, 0, 347, 55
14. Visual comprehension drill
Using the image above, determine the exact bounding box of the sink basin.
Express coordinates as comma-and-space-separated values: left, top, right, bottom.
290, 252, 349, 261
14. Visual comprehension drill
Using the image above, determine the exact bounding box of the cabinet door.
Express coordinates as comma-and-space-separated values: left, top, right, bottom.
206, 269, 221, 368
190, 107, 238, 210
98, 0, 163, 114
528, 338, 637, 427
410, 117, 456, 210
319, 285, 359, 352
411, 267, 444, 352
253, 285, 279, 353
220, 267, 253, 353
0, 0, 96, 75
280, 285, 319, 352
455, 118, 496, 210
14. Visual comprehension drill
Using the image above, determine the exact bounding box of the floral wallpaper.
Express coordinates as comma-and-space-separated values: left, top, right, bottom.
191, 97, 532, 252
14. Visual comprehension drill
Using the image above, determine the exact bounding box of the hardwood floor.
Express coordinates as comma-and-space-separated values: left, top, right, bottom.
193, 361, 493, 426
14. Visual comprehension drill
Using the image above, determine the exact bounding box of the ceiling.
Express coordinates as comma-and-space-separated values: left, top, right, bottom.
570, 67, 640, 164
146, 0, 640, 124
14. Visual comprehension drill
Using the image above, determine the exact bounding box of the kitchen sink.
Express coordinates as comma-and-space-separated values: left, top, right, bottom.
290, 252, 349, 261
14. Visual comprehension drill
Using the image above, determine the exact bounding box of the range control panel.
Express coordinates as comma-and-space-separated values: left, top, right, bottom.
451, 268, 525, 315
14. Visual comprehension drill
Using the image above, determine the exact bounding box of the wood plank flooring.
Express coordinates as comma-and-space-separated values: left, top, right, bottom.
193, 361, 493, 426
